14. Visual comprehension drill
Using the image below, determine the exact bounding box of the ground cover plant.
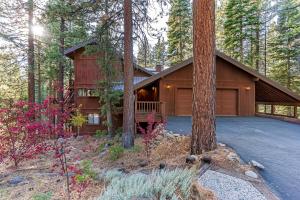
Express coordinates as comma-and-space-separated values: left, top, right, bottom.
98, 168, 196, 200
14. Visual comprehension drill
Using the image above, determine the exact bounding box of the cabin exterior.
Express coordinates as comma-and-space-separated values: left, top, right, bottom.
65, 41, 300, 134
65, 41, 153, 134
134, 51, 300, 123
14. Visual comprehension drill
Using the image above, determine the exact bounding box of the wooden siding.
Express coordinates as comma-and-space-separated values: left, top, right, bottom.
159, 57, 256, 116
72, 51, 150, 134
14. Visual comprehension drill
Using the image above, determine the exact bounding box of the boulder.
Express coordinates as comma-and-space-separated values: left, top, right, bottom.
250, 160, 265, 170
8, 176, 25, 185
227, 152, 240, 163
186, 155, 197, 164
245, 170, 258, 179
218, 143, 226, 147
201, 155, 212, 164
159, 162, 166, 169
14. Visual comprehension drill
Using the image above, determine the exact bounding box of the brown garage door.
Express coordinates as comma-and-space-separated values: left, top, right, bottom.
176, 88, 192, 116
216, 89, 238, 116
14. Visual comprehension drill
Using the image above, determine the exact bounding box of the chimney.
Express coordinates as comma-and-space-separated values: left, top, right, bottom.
155, 64, 163, 72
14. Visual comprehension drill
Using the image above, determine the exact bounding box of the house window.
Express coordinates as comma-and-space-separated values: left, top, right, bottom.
78, 89, 98, 97
88, 113, 100, 125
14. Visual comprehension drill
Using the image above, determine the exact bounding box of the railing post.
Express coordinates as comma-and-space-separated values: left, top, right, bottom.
161, 102, 166, 122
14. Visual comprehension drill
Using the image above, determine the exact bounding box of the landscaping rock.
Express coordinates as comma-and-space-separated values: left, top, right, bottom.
139, 160, 149, 167
186, 155, 197, 164
159, 162, 166, 169
8, 176, 25, 185
201, 155, 212, 164
250, 160, 265, 170
218, 143, 226, 147
245, 170, 258, 179
117, 168, 129, 174
227, 152, 240, 163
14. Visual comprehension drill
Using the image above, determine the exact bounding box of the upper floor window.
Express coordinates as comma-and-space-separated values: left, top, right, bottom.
78, 89, 98, 97
88, 113, 100, 125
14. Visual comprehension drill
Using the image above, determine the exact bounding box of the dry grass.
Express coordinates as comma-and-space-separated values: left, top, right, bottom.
0, 133, 250, 200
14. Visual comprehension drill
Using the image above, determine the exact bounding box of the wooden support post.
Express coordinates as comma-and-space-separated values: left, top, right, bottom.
294, 106, 298, 119
271, 104, 275, 115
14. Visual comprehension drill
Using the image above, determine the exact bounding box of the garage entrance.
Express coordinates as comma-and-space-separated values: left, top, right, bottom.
216, 89, 238, 116
175, 88, 192, 116
175, 88, 239, 116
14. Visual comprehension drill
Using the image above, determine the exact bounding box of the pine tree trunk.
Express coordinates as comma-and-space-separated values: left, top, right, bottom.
58, 16, 65, 111
122, 0, 134, 148
37, 41, 42, 104
27, 0, 35, 104
191, 0, 217, 154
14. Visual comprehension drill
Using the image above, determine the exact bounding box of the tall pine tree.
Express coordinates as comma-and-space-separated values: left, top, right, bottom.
269, 0, 300, 92
167, 0, 192, 64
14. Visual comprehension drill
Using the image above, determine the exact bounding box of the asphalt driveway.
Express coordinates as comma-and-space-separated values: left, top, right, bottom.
166, 116, 300, 200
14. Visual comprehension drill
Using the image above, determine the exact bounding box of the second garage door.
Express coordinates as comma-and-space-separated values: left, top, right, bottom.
175, 88, 238, 116
176, 88, 192, 116
216, 89, 238, 116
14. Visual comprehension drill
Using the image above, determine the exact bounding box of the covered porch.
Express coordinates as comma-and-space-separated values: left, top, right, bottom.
134, 80, 166, 123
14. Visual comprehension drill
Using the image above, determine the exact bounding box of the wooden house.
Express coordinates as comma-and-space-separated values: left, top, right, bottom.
65, 42, 300, 134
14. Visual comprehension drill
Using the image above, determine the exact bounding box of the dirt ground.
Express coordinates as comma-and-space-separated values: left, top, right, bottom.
0, 132, 268, 200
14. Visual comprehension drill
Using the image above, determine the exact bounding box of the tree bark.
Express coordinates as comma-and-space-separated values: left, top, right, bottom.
191, 0, 217, 154
122, 0, 134, 148
37, 40, 42, 104
58, 16, 65, 111
27, 0, 35, 104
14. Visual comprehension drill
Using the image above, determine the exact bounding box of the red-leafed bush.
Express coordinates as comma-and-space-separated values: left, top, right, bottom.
0, 100, 54, 167
137, 112, 165, 159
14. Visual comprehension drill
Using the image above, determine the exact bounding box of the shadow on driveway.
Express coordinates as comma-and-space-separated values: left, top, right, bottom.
166, 116, 300, 200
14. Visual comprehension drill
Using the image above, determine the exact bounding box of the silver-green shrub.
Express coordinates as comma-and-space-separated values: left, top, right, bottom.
98, 168, 196, 200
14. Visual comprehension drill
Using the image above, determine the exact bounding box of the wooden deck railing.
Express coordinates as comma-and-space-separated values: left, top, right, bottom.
135, 101, 166, 122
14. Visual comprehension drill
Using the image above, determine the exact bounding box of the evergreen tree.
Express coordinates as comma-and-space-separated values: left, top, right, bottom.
269, 0, 300, 92
153, 37, 167, 65
224, 0, 261, 67
167, 0, 192, 64
137, 41, 153, 67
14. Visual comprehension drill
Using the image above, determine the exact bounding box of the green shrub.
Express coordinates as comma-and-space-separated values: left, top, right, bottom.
109, 145, 124, 161
98, 143, 106, 152
128, 145, 142, 153
98, 168, 196, 200
75, 160, 97, 185
32, 192, 52, 200
95, 130, 107, 138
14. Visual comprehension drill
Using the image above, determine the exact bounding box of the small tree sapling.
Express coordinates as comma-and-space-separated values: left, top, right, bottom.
137, 112, 165, 160
70, 105, 87, 137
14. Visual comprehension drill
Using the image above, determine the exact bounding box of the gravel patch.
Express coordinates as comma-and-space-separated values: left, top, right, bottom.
199, 170, 266, 200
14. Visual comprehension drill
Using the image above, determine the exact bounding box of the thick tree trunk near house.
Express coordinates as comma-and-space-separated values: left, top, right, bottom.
58, 17, 65, 111
27, 0, 35, 104
191, 0, 217, 154
122, 0, 134, 148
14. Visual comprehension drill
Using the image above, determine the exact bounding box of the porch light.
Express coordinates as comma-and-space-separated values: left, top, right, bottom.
152, 86, 156, 90
245, 86, 251, 91
166, 84, 171, 89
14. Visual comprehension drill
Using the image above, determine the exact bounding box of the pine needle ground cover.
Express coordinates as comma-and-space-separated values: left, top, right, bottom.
98, 168, 196, 200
